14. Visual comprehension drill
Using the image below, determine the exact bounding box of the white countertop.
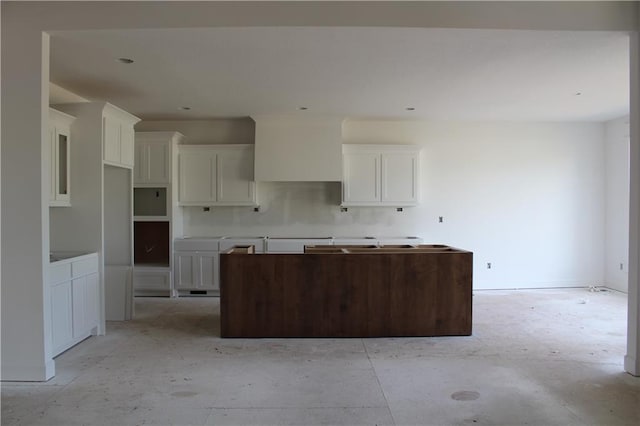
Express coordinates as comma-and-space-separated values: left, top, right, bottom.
49, 251, 97, 264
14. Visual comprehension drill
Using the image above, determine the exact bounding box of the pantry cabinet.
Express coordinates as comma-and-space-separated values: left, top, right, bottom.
342, 145, 420, 207
178, 145, 256, 206
49, 108, 75, 207
133, 133, 185, 296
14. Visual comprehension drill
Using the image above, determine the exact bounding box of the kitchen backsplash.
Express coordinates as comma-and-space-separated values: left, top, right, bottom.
182, 181, 423, 237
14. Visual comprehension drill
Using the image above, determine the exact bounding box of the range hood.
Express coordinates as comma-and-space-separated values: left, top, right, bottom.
252, 115, 343, 182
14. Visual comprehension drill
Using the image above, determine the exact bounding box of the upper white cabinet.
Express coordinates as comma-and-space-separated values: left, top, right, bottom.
178, 145, 257, 206
135, 132, 184, 184
102, 104, 140, 168
49, 108, 75, 207
342, 145, 420, 207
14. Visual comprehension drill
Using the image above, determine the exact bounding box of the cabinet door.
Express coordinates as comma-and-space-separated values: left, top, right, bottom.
217, 148, 255, 205
103, 116, 121, 164
51, 281, 73, 355
342, 151, 380, 203
179, 151, 217, 204
147, 142, 171, 183
381, 152, 419, 205
197, 253, 219, 291
134, 141, 146, 183
174, 252, 197, 290
84, 273, 99, 332
72, 277, 86, 339
120, 123, 135, 168
135, 141, 171, 184
55, 128, 71, 203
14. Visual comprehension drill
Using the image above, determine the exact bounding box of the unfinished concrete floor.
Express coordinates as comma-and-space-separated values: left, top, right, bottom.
2, 288, 638, 426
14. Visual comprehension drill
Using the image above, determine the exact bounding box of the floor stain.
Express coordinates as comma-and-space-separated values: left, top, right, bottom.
451, 390, 480, 401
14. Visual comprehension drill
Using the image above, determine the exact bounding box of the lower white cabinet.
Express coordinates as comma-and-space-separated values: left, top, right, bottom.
72, 272, 99, 339
50, 253, 99, 357
174, 251, 219, 294
51, 280, 73, 354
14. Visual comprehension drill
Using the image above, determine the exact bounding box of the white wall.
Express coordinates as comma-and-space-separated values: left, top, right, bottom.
135, 119, 254, 145
347, 121, 607, 290
1, 30, 55, 380
605, 116, 630, 292
145, 119, 607, 290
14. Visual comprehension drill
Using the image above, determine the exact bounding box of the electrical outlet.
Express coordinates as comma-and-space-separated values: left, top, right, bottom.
620, 263, 624, 271
487, 262, 492, 269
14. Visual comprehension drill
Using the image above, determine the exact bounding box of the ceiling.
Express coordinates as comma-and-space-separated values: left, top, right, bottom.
50, 27, 629, 122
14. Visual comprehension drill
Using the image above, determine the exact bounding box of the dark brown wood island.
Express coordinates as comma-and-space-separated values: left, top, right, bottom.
220, 245, 472, 338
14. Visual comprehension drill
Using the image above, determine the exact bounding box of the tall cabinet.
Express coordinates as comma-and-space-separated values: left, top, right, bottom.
50, 101, 140, 326
133, 132, 184, 296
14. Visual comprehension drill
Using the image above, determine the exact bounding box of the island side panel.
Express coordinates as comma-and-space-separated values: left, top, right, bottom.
434, 252, 473, 336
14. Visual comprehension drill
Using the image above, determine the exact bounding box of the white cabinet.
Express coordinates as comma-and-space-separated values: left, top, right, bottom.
135, 140, 170, 184
72, 272, 99, 339
173, 238, 225, 295
342, 145, 420, 207
102, 104, 140, 168
217, 147, 256, 204
179, 148, 216, 204
342, 150, 379, 204
51, 280, 73, 354
135, 132, 184, 184
49, 108, 75, 207
133, 133, 185, 297
174, 251, 219, 293
178, 145, 257, 206
133, 266, 171, 296
49, 253, 99, 357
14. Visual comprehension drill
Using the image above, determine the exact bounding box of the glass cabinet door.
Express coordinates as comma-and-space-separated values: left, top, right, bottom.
57, 133, 69, 197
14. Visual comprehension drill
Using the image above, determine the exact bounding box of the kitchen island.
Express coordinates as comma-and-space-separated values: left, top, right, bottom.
220, 245, 472, 338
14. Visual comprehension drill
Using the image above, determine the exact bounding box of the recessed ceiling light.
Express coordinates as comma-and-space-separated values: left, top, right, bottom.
298, 107, 308, 111
117, 57, 134, 64
179, 106, 191, 111
405, 107, 416, 111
